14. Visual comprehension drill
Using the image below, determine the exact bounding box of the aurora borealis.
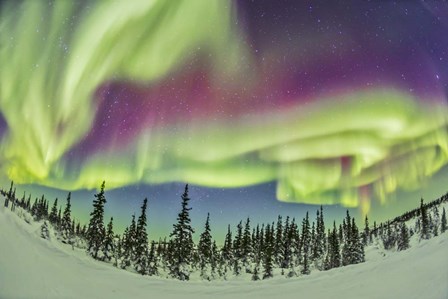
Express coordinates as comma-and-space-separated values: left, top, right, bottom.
1, 0, 447, 228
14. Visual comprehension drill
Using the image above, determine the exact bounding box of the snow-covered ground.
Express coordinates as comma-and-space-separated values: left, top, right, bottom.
0, 205, 447, 299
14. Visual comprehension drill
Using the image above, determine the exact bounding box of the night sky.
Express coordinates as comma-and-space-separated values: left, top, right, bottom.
1, 1, 447, 242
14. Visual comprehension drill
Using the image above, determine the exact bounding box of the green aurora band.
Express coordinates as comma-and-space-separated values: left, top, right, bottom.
1, 1, 447, 214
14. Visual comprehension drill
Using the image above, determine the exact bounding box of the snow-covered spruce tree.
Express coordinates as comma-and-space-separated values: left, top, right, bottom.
147, 241, 159, 276
349, 218, 364, 264
134, 198, 149, 275
341, 211, 352, 266
120, 215, 137, 269
313, 207, 325, 262
274, 215, 283, 267
49, 198, 59, 225
328, 221, 341, 269
251, 260, 261, 281
397, 222, 410, 251
86, 181, 107, 259
233, 220, 243, 263
103, 217, 115, 262
442, 207, 447, 233
242, 217, 253, 273
420, 198, 430, 240
41, 221, 50, 240
4, 181, 13, 208
198, 213, 213, 280
60, 192, 73, 243
300, 212, 311, 274
169, 184, 195, 280
262, 224, 273, 279
363, 215, 370, 245
221, 224, 233, 266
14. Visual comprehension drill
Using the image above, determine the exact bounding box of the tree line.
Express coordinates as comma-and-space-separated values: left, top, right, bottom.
2, 181, 447, 281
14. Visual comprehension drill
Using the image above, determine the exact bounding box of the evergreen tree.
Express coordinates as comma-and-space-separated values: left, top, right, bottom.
242, 217, 253, 271
262, 224, 273, 279
86, 181, 107, 259
147, 241, 159, 276
397, 222, 410, 251
300, 212, 311, 267
349, 218, 364, 264
60, 193, 73, 242
328, 222, 341, 269
135, 198, 149, 275
275, 215, 283, 266
313, 207, 325, 260
169, 184, 195, 280
49, 198, 59, 225
4, 181, 13, 208
103, 217, 115, 262
198, 213, 213, 280
233, 220, 243, 262
363, 215, 370, 245
420, 198, 430, 240
222, 225, 233, 263
40, 221, 50, 240
441, 207, 447, 233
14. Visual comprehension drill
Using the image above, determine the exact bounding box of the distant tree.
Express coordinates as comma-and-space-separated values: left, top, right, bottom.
4, 181, 13, 208
327, 221, 341, 269
86, 181, 107, 259
41, 221, 50, 240
420, 198, 430, 240
121, 215, 136, 269
49, 198, 59, 225
262, 224, 273, 279
251, 261, 260, 281
441, 207, 447, 233
60, 193, 73, 242
147, 241, 159, 276
363, 215, 370, 245
300, 212, 311, 272
349, 218, 364, 264
198, 213, 213, 280
103, 217, 115, 262
135, 198, 149, 275
222, 225, 233, 264
242, 217, 253, 271
397, 222, 410, 251
233, 220, 243, 262
169, 184, 195, 280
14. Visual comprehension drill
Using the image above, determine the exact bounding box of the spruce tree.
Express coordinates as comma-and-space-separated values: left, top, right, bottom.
397, 222, 410, 251
300, 212, 311, 266
222, 225, 233, 264
349, 218, 365, 264
147, 241, 159, 276
275, 215, 283, 266
329, 222, 341, 269
49, 198, 59, 225
441, 207, 447, 233
121, 215, 137, 268
242, 217, 253, 271
262, 224, 273, 279
87, 181, 107, 259
103, 217, 115, 262
135, 198, 149, 275
40, 221, 50, 239
363, 215, 370, 245
233, 220, 243, 262
169, 184, 195, 280
198, 213, 213, 280
60, 192, 73, 243
420, 198, 430, 240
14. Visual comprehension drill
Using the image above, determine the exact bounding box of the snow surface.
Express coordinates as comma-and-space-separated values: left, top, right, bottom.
0, 205, 447, 299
